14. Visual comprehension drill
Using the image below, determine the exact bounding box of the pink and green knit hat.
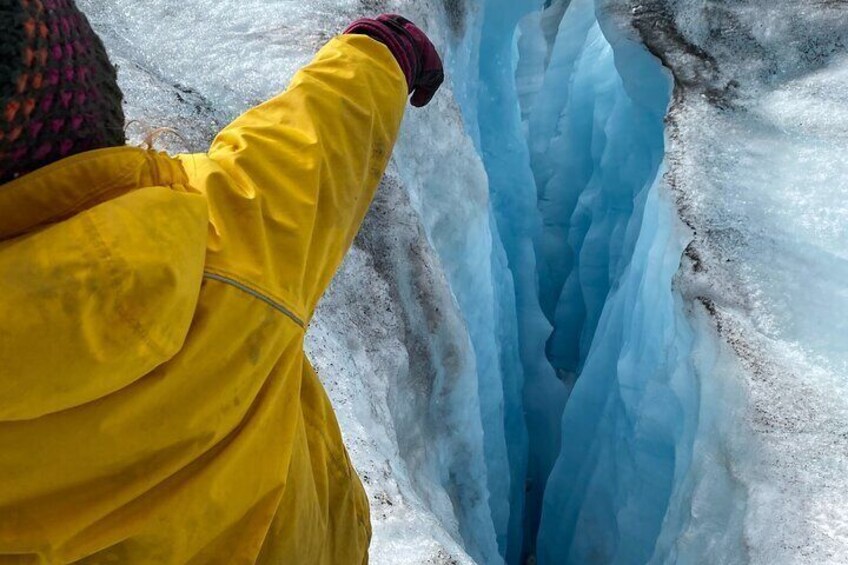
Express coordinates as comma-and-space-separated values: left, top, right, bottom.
0, 0, 124, 184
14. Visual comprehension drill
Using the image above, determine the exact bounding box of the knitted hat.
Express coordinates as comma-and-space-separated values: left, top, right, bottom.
0, 0, 124, 184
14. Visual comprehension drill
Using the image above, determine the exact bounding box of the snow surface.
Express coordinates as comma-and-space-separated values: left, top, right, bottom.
82, 0, 848, 563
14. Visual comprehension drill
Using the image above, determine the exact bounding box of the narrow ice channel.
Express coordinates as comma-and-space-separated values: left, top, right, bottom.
449, 0, 722, 562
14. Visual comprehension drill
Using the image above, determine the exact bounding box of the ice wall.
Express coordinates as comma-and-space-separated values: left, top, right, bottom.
627, 1, 848, 562
517, 0, 698, 560
468, 0, 707, 560
449, 0, 706, 560
495, 0, 848, 561
467, 0, 572, 559
460, 0, 764, 562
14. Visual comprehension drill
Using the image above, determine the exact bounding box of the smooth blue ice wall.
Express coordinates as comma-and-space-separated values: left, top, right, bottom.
528, 1, 700, 563
475, 0, 572, 560
448, 0, 698, 561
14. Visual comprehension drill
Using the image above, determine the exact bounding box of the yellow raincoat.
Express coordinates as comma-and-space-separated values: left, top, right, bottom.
0, 34, 407, 563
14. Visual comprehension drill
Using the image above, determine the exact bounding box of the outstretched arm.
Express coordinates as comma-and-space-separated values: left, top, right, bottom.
192, 18, 443, 323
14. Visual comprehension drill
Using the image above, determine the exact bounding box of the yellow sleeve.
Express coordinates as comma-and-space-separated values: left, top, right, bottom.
183, 34, 407, 323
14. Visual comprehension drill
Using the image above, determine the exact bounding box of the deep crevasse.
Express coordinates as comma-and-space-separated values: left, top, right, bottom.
473, 0, 569, 560
450, 0, 715, 562
522, 2, 695, 562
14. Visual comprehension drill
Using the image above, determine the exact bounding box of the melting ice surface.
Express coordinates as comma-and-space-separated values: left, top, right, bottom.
83, 0, 848, 562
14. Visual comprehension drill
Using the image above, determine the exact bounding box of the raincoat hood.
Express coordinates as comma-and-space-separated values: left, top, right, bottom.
0, 147, 208, 421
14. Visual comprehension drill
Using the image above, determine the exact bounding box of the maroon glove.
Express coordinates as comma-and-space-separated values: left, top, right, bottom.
344, 14, 444, 107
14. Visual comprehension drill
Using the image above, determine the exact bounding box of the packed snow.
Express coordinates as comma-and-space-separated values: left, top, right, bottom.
83, 0, 848, 563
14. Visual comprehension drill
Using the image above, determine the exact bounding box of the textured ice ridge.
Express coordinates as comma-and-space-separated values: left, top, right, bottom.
466, 0, 710, 561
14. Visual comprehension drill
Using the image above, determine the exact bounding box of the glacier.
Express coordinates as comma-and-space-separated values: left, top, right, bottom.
81, 0, 848, 563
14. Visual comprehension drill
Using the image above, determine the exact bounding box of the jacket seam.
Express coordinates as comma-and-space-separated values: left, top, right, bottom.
202, 270, 305, 329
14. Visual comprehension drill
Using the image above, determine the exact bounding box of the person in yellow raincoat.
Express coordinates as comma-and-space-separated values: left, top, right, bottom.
0, 1, 443, 562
